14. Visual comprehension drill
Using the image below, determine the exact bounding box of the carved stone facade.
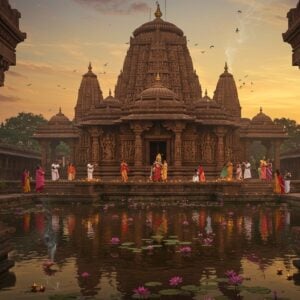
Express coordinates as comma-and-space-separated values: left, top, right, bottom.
0, 0, 26, 86
283, 1, 300, 68
34, 4, 287, 180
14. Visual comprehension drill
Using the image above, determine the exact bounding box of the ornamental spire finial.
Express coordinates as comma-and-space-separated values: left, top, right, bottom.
155, 2, 162, 18
224, 62, 228, 73
88, 62, 92, 72
205, 89, 208, 97
260, 107, 263, 113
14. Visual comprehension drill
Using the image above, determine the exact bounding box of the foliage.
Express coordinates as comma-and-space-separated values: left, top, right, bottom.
274, 118, 300, 153
0, 112, 47, 151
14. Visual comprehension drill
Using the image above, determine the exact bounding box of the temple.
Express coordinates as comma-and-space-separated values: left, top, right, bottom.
283, 0, 300, 68
34, 4, 287, 180
0, 0, 26, 86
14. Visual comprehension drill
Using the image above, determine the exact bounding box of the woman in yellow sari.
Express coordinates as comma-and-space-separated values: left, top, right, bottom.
22, 169, 31, 193
161, 160, 168, 182
274, 169, 284, 194
227, 162, 233, 181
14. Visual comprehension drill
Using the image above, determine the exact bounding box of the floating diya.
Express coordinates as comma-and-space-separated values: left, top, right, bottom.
39, 285, 46, 292
31, 283, 38, 292
287, 273, 293, 280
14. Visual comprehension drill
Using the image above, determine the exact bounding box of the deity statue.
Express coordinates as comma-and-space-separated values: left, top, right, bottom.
156, 153, 162, 163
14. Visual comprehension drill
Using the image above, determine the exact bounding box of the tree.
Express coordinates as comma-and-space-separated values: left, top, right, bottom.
0, 112, 47, 151
274, 118, 300, 152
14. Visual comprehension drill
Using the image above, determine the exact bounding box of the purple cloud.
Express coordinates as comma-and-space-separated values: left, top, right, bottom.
72, 0, 149, 15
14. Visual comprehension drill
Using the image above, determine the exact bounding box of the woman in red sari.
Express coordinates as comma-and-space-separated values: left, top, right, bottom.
152, 161, 162, 182
120, 160, 129, 183
198, 165, 206, 182
274, 169, 284, 194
35, 165, 45, 193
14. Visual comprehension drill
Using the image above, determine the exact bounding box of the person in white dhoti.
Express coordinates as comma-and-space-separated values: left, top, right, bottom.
205, 215, 213, 235
87, 163, 94, 181
243, 161, 252, 179
284, 170, 292, 194
51, 162, 60, 181
192, 169, 199, 182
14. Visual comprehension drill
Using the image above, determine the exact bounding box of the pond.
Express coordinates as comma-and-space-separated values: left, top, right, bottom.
0, 200, 300, 300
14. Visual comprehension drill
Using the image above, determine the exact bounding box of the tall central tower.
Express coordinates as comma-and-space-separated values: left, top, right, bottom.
115, 4, 202, 105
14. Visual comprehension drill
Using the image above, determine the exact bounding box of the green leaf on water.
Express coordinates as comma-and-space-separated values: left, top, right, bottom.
145, 282, 163, 287
245, 286, 272, 294
152, 245, 163, 248
163, 239, 179, 244
159, 289, 181, 296
121, 242, 135, 247
168, 235, 178, 239
181, 285, 200, 292
151, 235, 164, 240
148, 294, 161, 299
179, 241, 192, 245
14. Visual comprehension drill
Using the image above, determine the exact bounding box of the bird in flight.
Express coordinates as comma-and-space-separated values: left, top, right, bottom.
209, 45, 214, 49
26, 83, 32, 86
73, 69, 77, 73
244, 75, 248, 78
57, 85, 61, 87
236, 28, 240, 33
103, 63, 108, 67
194, 43, 198, 46
125, 42, 129, 44
251, 82, 254, 85
201, 51, 206, 54
237, 10, 242, 14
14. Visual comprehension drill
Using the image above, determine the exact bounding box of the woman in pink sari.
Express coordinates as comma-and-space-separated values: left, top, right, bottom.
35, 165, 45, 193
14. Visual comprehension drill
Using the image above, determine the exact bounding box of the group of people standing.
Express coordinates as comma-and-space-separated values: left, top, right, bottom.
218, 161, 252, 181
150, 153, 168, 182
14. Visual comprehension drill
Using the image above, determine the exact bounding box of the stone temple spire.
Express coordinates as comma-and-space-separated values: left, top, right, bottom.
213, 62, 241, 119
75, 63, 103, 121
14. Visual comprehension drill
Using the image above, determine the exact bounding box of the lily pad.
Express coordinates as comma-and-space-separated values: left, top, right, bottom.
215, 296, 230, 300
245, 286, 272, 294
145, 282, 163, 287
159, 289, 181, 296
163, 239, 179, 244
148, 294, 161, 299
152, 245, 163, 248
121, 242, 135, 247
151, 235, 164, 240
168, 235, 178, 239
181, 285, 200, 292
179, 241, 192, 245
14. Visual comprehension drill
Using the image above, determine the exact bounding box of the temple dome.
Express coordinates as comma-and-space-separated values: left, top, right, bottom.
48, 108, 71, 125
251, 108, 273, 125
138, 74, 179, 101
133, 4, 183, 37
213, 63, 241, 118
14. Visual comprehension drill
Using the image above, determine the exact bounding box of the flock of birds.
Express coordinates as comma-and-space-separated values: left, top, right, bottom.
25, 10, 256, 93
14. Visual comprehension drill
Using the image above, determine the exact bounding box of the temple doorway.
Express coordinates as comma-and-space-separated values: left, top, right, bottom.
150, 141, 167, 164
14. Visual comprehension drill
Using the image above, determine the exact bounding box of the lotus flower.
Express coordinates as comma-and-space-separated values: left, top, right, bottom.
169, 276, 183, 286
146, 245, 154, 251
133, 286, 150, 299
182, 220, 189, 226
203, 238, 214, 246
179, 246, 192, 254
110, 237, 120, 245
81, 272, 90, 278
225, 270, 243, 286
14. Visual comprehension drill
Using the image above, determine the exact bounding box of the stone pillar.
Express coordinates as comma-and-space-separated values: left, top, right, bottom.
40, 140, 49, 169
273, 140, 281, 171
174, 130, 182, 167
214, 127, 227, 167
133, 130, 143, 167
244, 140, 251, 161
90, 128, 100, 164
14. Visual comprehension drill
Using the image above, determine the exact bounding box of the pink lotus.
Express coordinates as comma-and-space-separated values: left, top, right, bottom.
42, 260, 54, 269
182, 220, 189, 226
146, 245, 154, 251
179, 246, 192, 254
169, 276, 183, 286
225, 270, 243, 286
202, 238, 213, 246
133, 286, 150, 299
81, 272, 90, 278
110, 237, 120, 245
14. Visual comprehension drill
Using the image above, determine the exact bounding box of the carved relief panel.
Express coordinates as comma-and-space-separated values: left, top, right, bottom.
201, 132, 216, 163
120, 140, 135, 163
100, 132, 116, 161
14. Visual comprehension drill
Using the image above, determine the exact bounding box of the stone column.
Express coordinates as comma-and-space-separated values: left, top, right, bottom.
40, 140, 49, 169
90, 128, 100, 164
273, 140, 281, 171
214, 127, 227, 168
133, 130, 143, 167
174, 130, 183, 167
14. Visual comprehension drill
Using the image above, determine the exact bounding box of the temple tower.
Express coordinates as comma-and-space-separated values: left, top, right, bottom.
115, 3, 202, 106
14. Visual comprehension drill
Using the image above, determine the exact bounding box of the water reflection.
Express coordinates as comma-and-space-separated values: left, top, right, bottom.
0, 202, 300, 299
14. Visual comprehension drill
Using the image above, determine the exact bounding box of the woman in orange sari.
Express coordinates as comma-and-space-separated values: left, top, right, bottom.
198, 165, 206, 182
67, 163, 76, 181
120, 160, 129, 183
274, 169, 284, 194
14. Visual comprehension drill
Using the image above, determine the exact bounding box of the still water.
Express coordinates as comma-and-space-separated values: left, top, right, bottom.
1, 200, 300, 300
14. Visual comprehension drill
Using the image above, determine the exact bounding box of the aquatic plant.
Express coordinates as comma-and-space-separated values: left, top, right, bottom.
179, 246, 192, 254
225, 270, 243, 286
111, 237, 120, 245
133, 286, 150, 299
169, 276, 183, 286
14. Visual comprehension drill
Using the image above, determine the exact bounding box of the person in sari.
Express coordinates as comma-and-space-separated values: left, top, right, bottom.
161, 160, 168, 182
120, 160, 129, 183
226, 161, 233, 181
236, 163, 242, 181
152, 160, 162, 182
243, 161, 252, 180
51, 161, 60, 181
220, 163, 228, 180
67, 163, 76, 181
35, 165, 45, 193
274, 169, 285, 194
198, 165, 206, 182
87, 163, 94, 181
284, 170, 292, 194
192, 169, 199, 182
22, 169, 31, 193
266, 160, 273, 181
260, 159, 267, 180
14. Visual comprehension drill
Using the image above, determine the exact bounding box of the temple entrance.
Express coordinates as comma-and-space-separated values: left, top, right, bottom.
150, 141, 167, 164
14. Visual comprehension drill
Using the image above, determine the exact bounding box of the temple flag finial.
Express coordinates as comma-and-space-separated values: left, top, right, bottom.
109, 89, 112, 96
88, 62, 92, 71
224, 62, 228, 72
59, 107, 62, 114
260, 107, 263, 113
205, 89, 208, 97
155, 1, 163, 18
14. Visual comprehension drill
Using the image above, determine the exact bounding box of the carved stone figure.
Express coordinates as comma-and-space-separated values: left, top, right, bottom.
101, 133, 116, 161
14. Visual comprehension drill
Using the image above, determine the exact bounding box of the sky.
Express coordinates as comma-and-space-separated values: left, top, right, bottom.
0, 0, 299, 122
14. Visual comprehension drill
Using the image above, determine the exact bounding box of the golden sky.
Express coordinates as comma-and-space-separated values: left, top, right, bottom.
0, 0, 299, 122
